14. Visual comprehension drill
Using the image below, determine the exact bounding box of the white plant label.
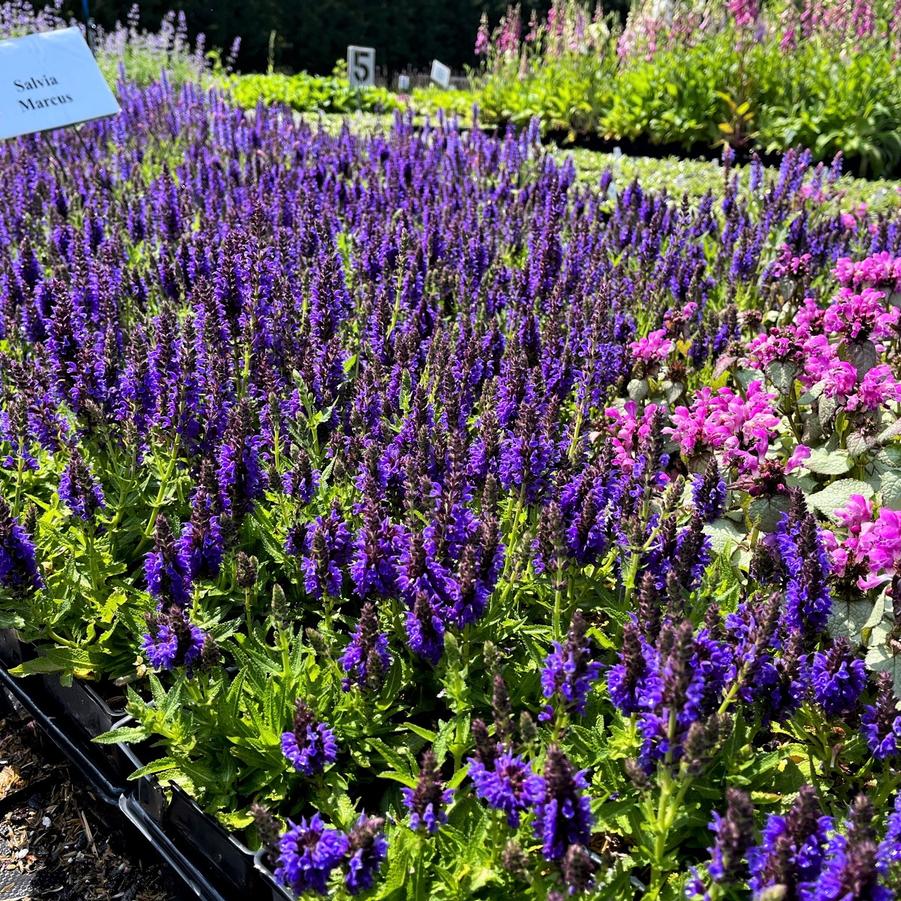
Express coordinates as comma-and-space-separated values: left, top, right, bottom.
347, 45, 375, 88
430, 59, 451, 88
397, 74, 410, 92
0, 27, 119, 141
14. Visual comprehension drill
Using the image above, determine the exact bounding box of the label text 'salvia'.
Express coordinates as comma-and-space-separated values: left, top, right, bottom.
14, 74, 73, 110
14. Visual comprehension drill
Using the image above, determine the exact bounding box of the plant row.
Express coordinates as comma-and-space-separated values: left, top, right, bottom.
473, 0, 901, 177
2, 77, 901, 899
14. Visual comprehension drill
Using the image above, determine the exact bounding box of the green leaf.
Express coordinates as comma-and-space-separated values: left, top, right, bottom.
766, 360, 798, 395
880, 468, 901, 510
703, 518, 744, 554
93, 726, 149, 745
806, 479, 874, 519
748, 495, 791, 532
128, 756, 178, 780
804, 447, 852, 475
828, 599, 876, 644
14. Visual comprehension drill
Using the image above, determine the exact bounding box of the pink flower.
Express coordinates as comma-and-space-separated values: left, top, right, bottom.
605, 401, 661, 469
802, 334, 842, 385
835, 494, 874, 533
665, 381, 779, 473
835, 253, 901, 294
858, 507, 901, 588
785, 445, 811, 473
630, 329, 674, 364
823, 288, 899, 341
822, 361, 859, 401
848, 364, 901, 411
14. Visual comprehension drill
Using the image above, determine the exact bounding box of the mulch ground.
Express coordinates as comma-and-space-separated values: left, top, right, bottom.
0, 705, 176, 901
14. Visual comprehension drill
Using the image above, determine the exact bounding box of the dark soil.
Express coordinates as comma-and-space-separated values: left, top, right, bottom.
0, 707, 177, 901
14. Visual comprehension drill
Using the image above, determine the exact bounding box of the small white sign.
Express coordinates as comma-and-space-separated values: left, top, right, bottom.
347, 45, 375, 88
430, 59, 451, 88
0, 27, 119, 141
397, 73, 410, 92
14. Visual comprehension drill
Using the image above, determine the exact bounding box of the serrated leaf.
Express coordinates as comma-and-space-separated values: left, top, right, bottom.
703, 518, 743, 554
766, 360, 798, 395
93, 726, 148, 745
804, 447, 852, 475
806, 478, 873, 519
880, 468, 901, 510
842, 339, 878, 378
748, 495, 790, 532
128, 756, 178, 780
828, 599, 875, 644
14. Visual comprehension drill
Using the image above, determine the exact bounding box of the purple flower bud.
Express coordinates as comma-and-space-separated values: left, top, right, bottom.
141, 605, 210, 672
533, 745, 593, 862
540, 610, 601, 721
708, 788, 755, 884
281, 699, 338, 776
58, 449, 105, 521
862, 672, 901, 760
340, 602, 391, 691
344, 815, 387, 895
0, 498, 42, 595
811, 637, 866, 717
145, 515, 192, 607
402, 750, 453, 834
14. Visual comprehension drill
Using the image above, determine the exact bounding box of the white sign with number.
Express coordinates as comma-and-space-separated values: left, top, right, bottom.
0, 27, 119, 141
347, 45, 375, 88
430, 59, 451, 88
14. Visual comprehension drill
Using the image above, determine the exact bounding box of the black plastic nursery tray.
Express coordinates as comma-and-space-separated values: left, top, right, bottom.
0, 628, 260, 901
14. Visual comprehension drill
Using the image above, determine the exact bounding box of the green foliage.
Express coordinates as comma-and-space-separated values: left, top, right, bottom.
473, 27, 901, 175
228, 66, 402, 115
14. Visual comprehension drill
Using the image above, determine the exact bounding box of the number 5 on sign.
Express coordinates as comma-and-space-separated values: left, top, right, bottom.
347, 46, 375, 88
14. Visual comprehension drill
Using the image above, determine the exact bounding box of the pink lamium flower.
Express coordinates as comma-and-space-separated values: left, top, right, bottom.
605, 401, 661, 469
858, 508, 901, 589
630, 329, 674, 364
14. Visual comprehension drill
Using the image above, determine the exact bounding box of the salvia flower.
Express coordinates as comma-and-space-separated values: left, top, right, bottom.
540, 610, 602, 721
708, 788, 755, 884
0, 498, 42, 595
560, 842, 597, 895
747, 785, 833, 896
607, 618, 650, 715
404, 590, 446, 665
216, 400, 268, 520
813, 796, 892, 901
862, 672, 901, 760
811, 637, 867, 717
344, 815, 388, 895
275, 813, 349, 896
533, 745, 594, 862
296, 507, 352, 600
281, 699, 338, 776
402, 750, 453, 834
879, 792, 901, 871
468, 747, 546, 827
141, 605, 210, 671
774, 492, 833, 637
340, 602, 391, 691
145, 514, 192, 607
178, 471, 224, 580
58, 449, 105, 521
692, 459, 727, 523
